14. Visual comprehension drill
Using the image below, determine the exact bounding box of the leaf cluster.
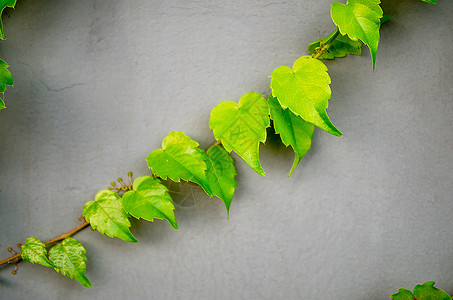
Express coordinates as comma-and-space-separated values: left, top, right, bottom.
0, 0, 15, 109
10, 0, 441, 290
21, 237, 91, 287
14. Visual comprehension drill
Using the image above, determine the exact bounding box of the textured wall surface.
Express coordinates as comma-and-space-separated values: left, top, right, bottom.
0, 0, 452, 299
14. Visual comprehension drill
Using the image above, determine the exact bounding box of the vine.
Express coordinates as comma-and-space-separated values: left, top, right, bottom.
0, 0, 447, 298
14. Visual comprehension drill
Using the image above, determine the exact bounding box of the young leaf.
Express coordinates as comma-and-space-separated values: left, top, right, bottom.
308, 30, 362, 60
83, 190, 138, 243
308, 15, 391, 60
270, 55, 342, 137
390, 282, 451, 300
147, 131, 212, 196
209, 92, 270, 176
122, 176, 178, 230
48, 237, 91, 288
0, 59, 13, 93
330, 0, 383, 70
421, 0, 437, 3
413, 281, 451, 300
0, 59, 13, 110
0, 0, 16, 40
204, 144, 238, 215
390, 288, 416, 300
268, 95, 314, 176
20, 237, 55, 268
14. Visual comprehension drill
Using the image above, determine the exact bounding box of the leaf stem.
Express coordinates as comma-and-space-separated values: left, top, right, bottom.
0, 221, 90, 267
313, 27, 341, 59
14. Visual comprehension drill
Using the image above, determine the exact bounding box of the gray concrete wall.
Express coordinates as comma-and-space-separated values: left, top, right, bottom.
0, 0, 452, 299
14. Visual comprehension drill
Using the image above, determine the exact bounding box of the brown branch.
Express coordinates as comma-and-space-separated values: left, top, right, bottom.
44, 221, 89, 246
0, 221, 90, 267
0, 253, 20, 266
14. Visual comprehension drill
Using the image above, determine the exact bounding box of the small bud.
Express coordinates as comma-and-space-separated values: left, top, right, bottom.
12, 263, 18, 275
128, 172, 133, 185
118, 178, 126, 187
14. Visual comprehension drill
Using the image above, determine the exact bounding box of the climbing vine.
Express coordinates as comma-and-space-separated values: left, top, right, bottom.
0, 0, 449, 298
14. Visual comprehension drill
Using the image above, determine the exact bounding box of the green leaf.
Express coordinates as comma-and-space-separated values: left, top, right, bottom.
308, 30, 362, 60
413, 281, 451, 300
83, 190, 138, 243
0, 97, 5, 109
421, 0, 437, 3
330, 0, 383, 70
122, 176, 178, 230
20, 237, 55, 268
0, 58, 13, 93
268, 95, 314, 176
147, 131, 212, 195
48, 237, 91, 288
204, 145, 238, 215
0, 0, 16, 40
390, 289, 416, 300
209, 92, 270, 176
308, 15, 390, 60
270, 55, 341, 137
390, 282, 451, 300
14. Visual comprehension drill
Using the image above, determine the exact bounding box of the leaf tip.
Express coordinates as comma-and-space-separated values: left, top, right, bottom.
225, 204, 231, 219
171, 222, 179, 231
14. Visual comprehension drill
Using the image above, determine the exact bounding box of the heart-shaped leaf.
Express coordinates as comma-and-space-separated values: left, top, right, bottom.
83, 190, 137, 243
271, 55, 341, 137
331, 0, 383, 70
147, 131, 212, 196
122, 176, 178, 230
209, 92, 270, 176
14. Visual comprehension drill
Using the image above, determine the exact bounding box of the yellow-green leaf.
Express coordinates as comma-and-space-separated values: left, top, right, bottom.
83, 190, 138, 243
271, 56, 341, 137
48, 237, 91, 288
20, 237, 55, 268
204, 145, 238, 215
268, 95, 314, 176
330, 0, 383, 70
146, 131, 212, 196
122, 176, 178, 230
209, 92, 270, 176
